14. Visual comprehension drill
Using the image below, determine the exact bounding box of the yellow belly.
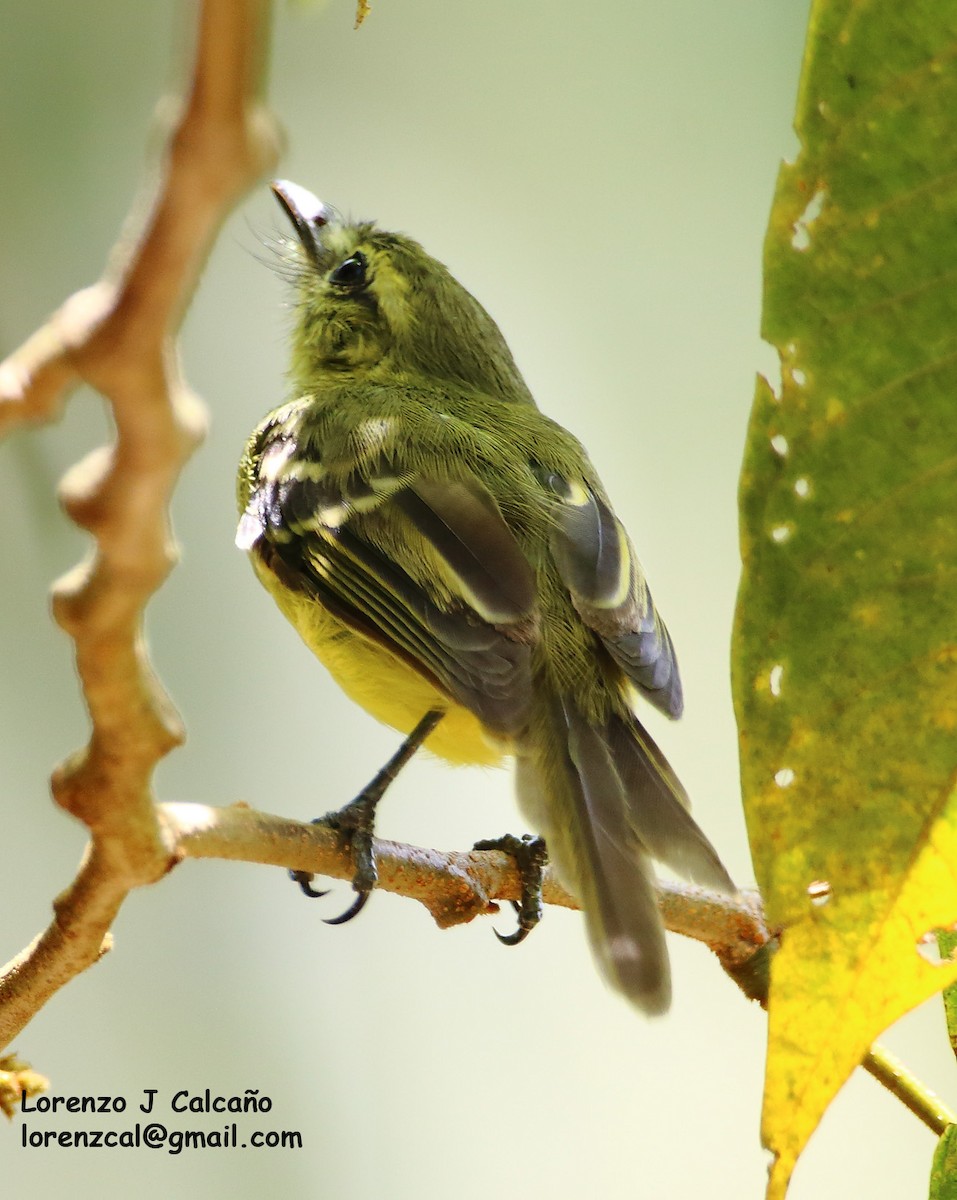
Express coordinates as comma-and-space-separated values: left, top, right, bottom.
257, 561, 509, 767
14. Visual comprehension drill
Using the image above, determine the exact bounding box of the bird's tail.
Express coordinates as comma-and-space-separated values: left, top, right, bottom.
516, 689, 734, 1014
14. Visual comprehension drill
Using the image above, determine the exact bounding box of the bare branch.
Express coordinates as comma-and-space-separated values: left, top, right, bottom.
0, 0, 281, 1050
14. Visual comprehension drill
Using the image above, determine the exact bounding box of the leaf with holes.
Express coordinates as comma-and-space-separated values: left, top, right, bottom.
733, 2, 957, 1194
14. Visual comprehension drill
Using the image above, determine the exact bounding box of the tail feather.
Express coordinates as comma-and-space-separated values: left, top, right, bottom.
607, 715, 735, 894
561, 700, 672, 1013
516, 690, 733, 1015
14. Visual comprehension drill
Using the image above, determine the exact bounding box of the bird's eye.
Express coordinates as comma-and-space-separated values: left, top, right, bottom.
329, 252, 367, 288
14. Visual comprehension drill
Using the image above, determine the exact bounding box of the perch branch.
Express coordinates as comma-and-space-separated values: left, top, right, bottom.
160, 800, 770, 969
2, 792, 769, 1048
0, 0, 280, 1050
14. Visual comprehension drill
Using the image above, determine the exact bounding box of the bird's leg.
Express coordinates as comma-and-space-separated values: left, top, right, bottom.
472, 832, 549, 945
291, 708, 445, 922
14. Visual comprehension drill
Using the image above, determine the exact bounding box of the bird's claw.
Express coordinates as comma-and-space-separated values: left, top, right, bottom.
289, 868, 329, 899
290, 797, 379, 919
473, 833, 548, 946
323, 890, 371, 926
493, 901, 532, 946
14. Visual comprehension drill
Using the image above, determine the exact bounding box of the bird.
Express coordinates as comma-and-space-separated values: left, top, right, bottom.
236, 179, 734, 1014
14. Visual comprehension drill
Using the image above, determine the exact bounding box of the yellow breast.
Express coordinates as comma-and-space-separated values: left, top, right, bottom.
255, 560, 509, 767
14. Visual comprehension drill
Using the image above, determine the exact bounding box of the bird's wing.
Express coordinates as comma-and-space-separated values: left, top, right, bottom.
238, 458, 537, 737
533, 466, 683, 719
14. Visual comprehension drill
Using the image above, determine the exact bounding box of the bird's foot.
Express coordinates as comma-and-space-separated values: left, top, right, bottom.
289, 709, 444, 921
473, 833, 549, 946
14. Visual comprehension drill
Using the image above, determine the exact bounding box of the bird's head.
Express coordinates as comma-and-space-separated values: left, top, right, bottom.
270, 179, 533, 404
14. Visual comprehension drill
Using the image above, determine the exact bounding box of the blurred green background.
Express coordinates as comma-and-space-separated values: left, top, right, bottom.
1, 1, 951, 1196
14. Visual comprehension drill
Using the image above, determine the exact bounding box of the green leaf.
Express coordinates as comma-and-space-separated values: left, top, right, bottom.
732, 1, 957, 1193
940, 928, 957, 1061
931, 1126, 957, 1200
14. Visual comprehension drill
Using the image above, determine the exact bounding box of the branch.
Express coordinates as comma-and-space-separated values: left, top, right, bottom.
167, 801, 771, 968
166, 804, 771, 981
0, 0, 280, 1050
3, 791, 772, 1046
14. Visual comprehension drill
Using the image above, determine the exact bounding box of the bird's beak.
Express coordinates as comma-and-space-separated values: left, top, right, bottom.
271, 179, 331, 271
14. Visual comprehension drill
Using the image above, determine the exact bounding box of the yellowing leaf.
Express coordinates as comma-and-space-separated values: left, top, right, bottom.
763, 776, 957, 1195
733, 1, 957, 1194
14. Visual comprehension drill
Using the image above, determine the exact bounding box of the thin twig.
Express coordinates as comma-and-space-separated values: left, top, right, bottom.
863, 1042, 956, 1136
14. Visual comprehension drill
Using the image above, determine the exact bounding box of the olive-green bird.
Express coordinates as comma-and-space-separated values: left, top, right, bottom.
236, 179, 734, 1014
